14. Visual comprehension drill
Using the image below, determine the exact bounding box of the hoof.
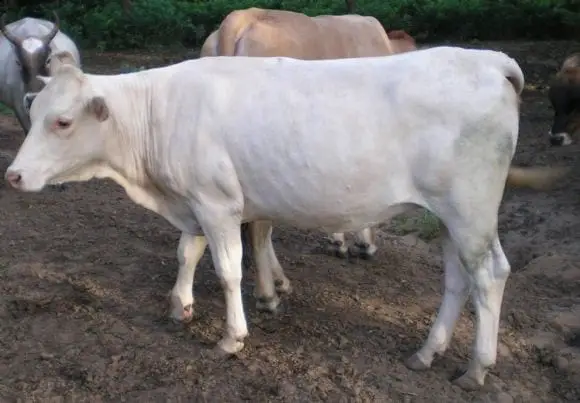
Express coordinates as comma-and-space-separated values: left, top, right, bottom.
255, 295, 281, 313
450, 369, 486, 391
215, 337, 245, 356
170, 303, 194, 323
274, 278, 292, 295
405, 353, 431, 371
168, 293, 195, 323
326, 242, 348, 259
351, 243, 377, 260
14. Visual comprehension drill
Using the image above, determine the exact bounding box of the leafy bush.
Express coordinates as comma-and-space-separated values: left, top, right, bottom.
1, 0, 579, 51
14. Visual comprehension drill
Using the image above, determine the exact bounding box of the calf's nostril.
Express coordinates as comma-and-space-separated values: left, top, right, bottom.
5, 170, 22, 187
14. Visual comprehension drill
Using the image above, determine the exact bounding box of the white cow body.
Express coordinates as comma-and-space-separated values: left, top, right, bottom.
0, 16, 81, 132
200, 7, 418, 259
8, 47, 525, 390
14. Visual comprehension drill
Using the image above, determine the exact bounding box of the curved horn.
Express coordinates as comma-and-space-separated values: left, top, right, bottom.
42, 11, 60, 46
0, 14, 22, 46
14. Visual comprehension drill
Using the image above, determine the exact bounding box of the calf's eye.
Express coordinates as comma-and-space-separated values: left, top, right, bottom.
55, 119, 71, 130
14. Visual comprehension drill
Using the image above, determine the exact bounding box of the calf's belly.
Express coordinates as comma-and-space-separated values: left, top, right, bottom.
242, 184, 415, 232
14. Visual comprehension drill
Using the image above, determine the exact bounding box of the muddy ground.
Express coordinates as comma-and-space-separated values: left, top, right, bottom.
0, 40, 580, 402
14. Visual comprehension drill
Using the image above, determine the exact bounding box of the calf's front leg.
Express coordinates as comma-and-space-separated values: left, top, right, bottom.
169, 233, 207, 322
196, 208, 248, 355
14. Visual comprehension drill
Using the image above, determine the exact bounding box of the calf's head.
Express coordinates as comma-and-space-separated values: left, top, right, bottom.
548, 53, 580, 146
5, 51, 110, 191
1, 12, 61, 93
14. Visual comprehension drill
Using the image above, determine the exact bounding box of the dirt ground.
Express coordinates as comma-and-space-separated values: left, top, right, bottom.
1, 40, 580, 402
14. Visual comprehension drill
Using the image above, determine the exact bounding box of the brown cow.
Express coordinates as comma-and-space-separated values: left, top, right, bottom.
200, 7, 396, 59
200, 24, 418, 59
548, 53, 580, 146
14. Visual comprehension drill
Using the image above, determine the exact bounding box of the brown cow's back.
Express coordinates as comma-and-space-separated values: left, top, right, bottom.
210, 7, 393, 59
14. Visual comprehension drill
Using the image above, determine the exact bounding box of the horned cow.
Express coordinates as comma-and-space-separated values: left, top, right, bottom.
0, 12, 81, 133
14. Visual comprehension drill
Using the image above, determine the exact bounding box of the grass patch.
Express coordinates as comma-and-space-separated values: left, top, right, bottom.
389, 209, 442, 242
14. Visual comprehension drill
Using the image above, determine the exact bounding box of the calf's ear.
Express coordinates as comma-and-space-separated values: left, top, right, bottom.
22, 92, 38, 114
48, 51, 76, 75
86, 96, 109, 122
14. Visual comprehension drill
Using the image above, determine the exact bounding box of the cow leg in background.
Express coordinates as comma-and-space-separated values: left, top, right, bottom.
249, 220, 292, 313
328, 232, 349, 257
266, 229, 292, 295
168, 233, 207, 322
351, 227, 378, 259
405, 212, 510, 390
249, 220, 279, 312
328, 228, 378, 259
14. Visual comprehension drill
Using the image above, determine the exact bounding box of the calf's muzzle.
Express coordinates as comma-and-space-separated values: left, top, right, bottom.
5, 169, 22, 189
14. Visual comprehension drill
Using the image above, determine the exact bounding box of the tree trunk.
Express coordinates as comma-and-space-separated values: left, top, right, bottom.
122, 0, 132, 14
345, 0, 355, 13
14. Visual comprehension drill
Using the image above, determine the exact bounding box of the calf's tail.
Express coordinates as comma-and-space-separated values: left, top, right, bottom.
499, 52, 525, 95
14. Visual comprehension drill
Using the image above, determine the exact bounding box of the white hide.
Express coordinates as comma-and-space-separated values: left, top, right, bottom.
7, 46, 523, 390
0, 17, 81, 132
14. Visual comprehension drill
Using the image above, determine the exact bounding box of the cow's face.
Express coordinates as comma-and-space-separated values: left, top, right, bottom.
13, 38, 53, 93
548, 83, 580, 146
5, 55, 110, 192
1, 12, 61, 94
548, 55, 580, 146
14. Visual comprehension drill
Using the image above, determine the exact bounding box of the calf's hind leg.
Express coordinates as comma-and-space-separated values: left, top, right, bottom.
405, 228, 469, 370
406, 216, 511, 390
452, 234, 510, 390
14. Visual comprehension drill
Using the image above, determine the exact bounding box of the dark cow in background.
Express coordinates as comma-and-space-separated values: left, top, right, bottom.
548, 53, 580, 146
0, 12, 81, 133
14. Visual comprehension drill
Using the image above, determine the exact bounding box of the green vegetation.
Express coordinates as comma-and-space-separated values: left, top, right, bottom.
2, 0, 579, 51
389, 210, 442, 242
